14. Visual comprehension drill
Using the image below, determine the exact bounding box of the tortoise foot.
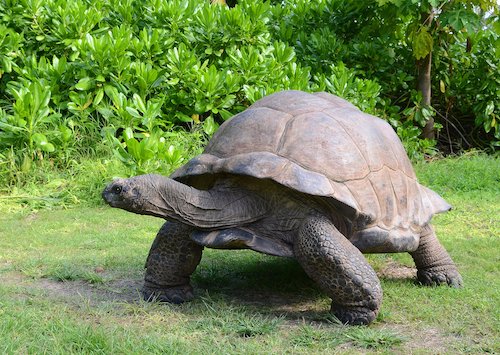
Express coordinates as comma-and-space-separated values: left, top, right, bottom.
410, 226, 462, 288
141, 283, 194, 304
417, 267, 463, 288
331, 305, 377, 325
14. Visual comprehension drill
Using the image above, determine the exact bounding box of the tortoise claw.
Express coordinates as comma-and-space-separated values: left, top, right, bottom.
331, 305, 378, 325
141, 284, 194, 304
416, 268, 463, 288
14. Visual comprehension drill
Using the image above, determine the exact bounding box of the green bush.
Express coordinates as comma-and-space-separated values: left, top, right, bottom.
0, 2, 263, 181
1, 0, 497, 208
433, 28, 500, 149
0, 1, 317, 176
272, 0, 499, 149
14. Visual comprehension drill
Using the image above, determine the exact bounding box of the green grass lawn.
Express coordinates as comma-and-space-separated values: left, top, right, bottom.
0, 155, 499, 354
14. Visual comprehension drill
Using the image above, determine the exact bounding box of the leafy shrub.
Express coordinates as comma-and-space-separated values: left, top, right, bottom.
272, 0, 499, 150
313, 62, 382, 114
0, 80, 61, 157
433, 26, 500, 149
0, 24, 21, 81
1, 0, 496, 207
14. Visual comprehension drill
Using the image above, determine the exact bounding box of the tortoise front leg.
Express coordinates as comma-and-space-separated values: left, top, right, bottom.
142, 221, 203, 304
410, 224, 462, 287
294, 216, 382, 325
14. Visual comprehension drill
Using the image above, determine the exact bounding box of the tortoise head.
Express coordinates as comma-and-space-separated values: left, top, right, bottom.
102, 175, 157, 213
102, 174, 202, 220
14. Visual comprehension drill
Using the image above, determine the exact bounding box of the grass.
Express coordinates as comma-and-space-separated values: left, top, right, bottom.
0, 154, 499, 353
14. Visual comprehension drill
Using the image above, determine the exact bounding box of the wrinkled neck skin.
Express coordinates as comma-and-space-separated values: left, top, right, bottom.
137, 175, 268, 230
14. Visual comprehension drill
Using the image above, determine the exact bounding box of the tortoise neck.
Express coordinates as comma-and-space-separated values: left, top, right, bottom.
141, 175, 268, 229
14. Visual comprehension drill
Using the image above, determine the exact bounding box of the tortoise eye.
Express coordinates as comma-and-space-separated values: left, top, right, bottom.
113, 185, 123, 194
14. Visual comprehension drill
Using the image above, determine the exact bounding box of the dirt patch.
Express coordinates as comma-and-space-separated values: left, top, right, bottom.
0, 271, 25, 286
1, 271, 143, 305
378, 261, 417, 280
23, 212, 40, 223
37, 278, 144, 304
384, 324, 463, 354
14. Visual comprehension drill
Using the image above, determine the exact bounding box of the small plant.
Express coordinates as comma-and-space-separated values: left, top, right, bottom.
0, 24, 22, 78
50, 264, 106, 284
111, 128, 181, 175
292, 324, 344, 348
396, 122, 438, 161
195, 297, 281, 338
344, 326, 406, 349
403, 91, 437, 128
232, 314, 280, 338
0, 80, 61, 158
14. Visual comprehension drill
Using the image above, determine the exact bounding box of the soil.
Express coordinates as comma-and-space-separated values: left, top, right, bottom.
378, 260, 417, 280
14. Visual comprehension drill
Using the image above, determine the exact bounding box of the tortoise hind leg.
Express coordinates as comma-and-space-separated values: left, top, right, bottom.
410, 225, 462, 288
142, 221, 203, 304
294, 216, 382, 325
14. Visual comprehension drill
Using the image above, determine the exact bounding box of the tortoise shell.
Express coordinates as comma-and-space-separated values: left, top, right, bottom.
172, 91, 450, 253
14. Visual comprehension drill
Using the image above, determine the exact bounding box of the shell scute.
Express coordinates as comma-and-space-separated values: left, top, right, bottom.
206, 107, 290, 158
278, 111, 370, 181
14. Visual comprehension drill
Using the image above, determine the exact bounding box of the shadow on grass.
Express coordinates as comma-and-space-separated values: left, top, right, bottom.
11, 250, 420, 325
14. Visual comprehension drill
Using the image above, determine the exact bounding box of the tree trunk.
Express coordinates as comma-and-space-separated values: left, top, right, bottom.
418, 51, 434, 140
418, 11, 435, 140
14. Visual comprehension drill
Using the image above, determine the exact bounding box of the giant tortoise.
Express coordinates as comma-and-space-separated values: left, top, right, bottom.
102, 90, 462, 325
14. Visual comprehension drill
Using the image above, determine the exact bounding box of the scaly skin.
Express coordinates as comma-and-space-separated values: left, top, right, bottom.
294, 216, 382, 325
142, 221, 203, 304
410, 225, 462, 287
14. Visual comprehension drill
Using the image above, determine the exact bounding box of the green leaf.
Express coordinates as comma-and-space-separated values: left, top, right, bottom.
32, 133, 55, 152
440, 8, 481, 33
59, 125, 72, 142
111, 136, 131, 163
86, 33, 95, 51
194, 100, 207, 113
176, 113, 194, 123
125, 137, 141, 160
219, 109, 234, 121
139, 137, 156, 161
75, 77, 94, 91
32, 133, 48, 146
123, 127, 134, 142
132, 94, 147, 113
412, 28, 433, 60
376, 0, 402, 5
0, 121, 25, 132
104, 85, 121, 108
40, 142, 55, 152
2, 57, 12, 73
485, 102, 495, 116
93, 88, 104, 106
126, 107, 142, 118
203, 116, 219, 136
